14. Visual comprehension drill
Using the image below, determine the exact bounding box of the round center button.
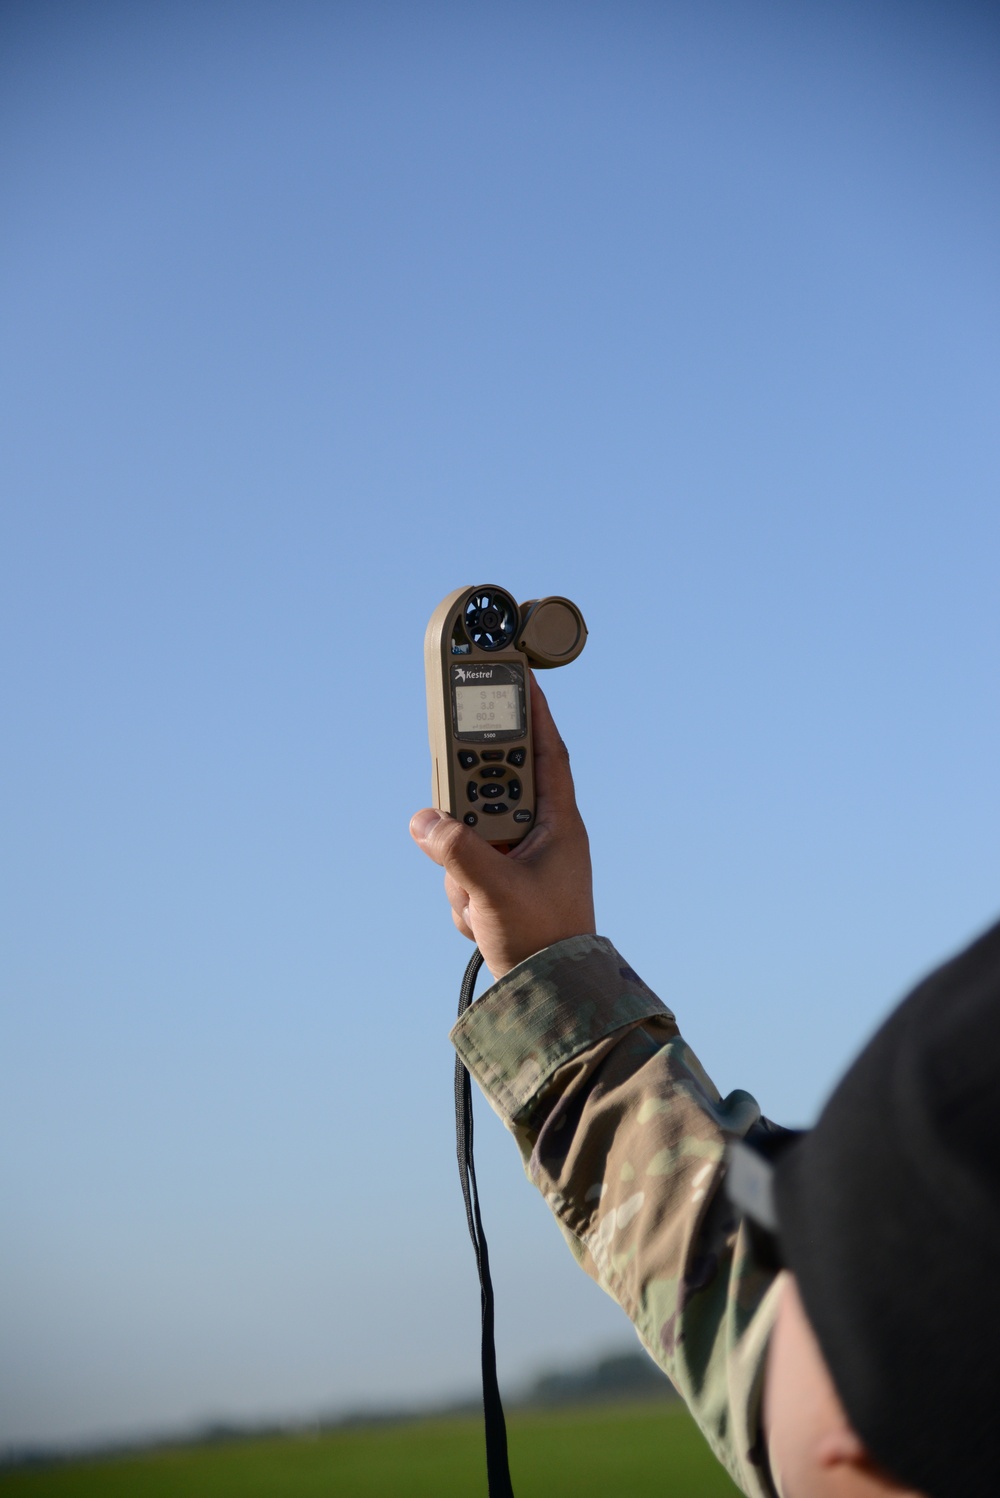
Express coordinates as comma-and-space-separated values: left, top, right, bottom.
480, 782, 505, 799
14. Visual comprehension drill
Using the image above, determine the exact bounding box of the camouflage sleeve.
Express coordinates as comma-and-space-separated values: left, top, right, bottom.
450, 933, 782, 1498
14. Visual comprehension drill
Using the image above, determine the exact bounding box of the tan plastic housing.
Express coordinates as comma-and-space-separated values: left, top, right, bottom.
424, 585, 587, 846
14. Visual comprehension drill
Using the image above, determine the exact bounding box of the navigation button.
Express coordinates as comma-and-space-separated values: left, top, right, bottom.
481, 782, 504, 799
482, 803, 509, 816
506, 778, 521, 801
466, 782, 479, 802
480, 766, 505, 779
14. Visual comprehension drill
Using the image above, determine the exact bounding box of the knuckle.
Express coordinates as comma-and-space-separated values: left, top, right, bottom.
435, 817, 468, 862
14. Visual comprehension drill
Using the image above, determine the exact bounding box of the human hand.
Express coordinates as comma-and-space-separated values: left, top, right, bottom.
409, 675, 595, 979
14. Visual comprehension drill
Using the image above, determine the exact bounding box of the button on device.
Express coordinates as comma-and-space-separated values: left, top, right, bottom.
466, 782, 479, 803
506, 748, 526, 767
482, 802, 509, 815
480, 766, 505, 779
481, 782, 504, 799
464, 812, 478, 826
481, 750, 504, 761
513, 809, 532, 823
506, 778, 521, 801
458, 750, 479, 769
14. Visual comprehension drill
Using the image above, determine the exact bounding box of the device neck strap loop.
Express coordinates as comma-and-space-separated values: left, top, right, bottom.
455, 946, 515, 1498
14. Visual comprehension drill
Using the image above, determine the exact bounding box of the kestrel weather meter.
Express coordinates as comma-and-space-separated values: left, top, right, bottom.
424, 584, 587, 845
425, 583, 588, 1498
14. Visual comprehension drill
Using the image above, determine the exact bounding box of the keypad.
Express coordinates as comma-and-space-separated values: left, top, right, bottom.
453, 746, 530, 829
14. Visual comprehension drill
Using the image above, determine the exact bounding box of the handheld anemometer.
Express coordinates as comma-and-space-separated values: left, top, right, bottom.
425, 584, 588, 1498
424, 585, 587, 845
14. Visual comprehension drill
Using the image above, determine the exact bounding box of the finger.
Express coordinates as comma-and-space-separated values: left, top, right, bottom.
452, 904, 476, 940
444, 870, 470, 922
528, 675, 581, 821
450, 902, 475, 941
410, 807, 508, 894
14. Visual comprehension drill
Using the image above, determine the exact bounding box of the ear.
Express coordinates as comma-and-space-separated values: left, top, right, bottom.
816, 1425, 867, 1469
816, 1430, 927, 1496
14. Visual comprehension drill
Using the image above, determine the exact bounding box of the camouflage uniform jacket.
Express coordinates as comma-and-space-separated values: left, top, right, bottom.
451, 933, 782, 1498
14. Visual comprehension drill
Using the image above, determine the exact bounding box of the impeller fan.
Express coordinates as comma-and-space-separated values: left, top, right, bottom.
463, 588, 517, 651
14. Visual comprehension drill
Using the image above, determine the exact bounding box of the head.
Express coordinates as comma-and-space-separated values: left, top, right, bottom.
764, 1275, 923, 1498
730, 916, 1000, 1498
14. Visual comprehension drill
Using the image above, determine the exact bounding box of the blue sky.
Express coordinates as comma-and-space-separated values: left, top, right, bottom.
2, 0, 998, 1450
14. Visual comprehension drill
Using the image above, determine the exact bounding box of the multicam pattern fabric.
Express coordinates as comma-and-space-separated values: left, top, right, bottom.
451, 934, 782, 1498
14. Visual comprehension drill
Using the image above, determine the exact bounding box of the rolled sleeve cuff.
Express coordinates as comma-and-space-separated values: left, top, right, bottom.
450, 935, 673, 1124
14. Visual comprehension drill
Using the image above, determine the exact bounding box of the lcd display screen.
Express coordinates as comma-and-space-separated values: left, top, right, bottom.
455, 682, 522, 734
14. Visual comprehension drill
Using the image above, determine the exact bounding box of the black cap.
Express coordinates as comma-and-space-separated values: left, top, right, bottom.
729, 917, 1000, 1498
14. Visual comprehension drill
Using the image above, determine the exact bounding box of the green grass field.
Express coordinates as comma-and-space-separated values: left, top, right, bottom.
0, 1402, 742, 1496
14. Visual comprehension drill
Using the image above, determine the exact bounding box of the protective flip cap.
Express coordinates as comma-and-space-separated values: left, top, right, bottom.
516, 597, 587, 668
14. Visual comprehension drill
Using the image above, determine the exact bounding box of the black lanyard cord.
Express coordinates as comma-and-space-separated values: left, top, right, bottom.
455, 945, 516, 1498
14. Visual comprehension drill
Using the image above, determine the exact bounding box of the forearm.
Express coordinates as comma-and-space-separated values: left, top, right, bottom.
452, 935, 781, 1498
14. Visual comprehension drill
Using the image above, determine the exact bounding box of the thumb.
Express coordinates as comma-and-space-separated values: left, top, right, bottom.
409, 808, 503, 891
